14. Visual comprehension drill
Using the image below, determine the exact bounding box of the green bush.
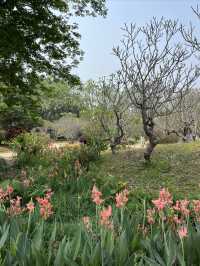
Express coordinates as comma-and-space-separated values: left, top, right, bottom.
83, 122, 107, 154
10, 132, 50, 165
159, 132, 180, 144
0, 129, 6, 144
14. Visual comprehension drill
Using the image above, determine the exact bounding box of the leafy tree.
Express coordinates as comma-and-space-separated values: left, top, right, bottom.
0, 0, 107, 129
0, 82, 42, 130
40, 81, 82, 121
0, 0, 107, 88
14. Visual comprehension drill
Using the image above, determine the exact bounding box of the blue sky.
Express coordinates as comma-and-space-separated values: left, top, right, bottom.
74, 0, 200, 81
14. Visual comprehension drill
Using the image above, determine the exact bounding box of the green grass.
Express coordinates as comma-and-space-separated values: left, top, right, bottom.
93, 142, 200, 198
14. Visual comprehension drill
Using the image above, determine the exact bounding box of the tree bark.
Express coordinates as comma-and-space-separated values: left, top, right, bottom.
110, 143, 117, 154
144, 136, 157, 161
142, 113, 158, 161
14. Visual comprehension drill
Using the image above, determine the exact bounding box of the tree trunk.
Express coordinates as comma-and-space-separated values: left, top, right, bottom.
144, 137, 157, 161
142, 113, 158, 161
110, 143, 117, 154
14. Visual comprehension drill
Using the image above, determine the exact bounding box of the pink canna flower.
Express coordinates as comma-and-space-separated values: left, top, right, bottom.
92, 185, 102, 197
100, 205, 112, 220
91, 185, 103, 205
159, 188, 173, 205
36, 197, 49, 206
26, 201, 35, 213
152, 188, 173, 211
173, 200, 190, 217
45, 189, 54, 200
39, 204, 53, 220
152, 198, 166, 211
6, 185, 14, 195
8, 196, 23, 216
115, 189, 129, 208
178, 226, 188, 239
99, 205, 113, 228
36, 196, 53, 220
193, 200, 200, 214
147, 208, 155, 224
82, 216, 91, 229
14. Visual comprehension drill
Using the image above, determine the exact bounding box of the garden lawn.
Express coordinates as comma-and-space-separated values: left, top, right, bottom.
93, 141, 200, 199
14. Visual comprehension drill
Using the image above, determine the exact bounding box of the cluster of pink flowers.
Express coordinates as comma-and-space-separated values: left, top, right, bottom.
8, 196, 23, 216
173, 200, 190, 217
0, 185, 14, 203
0, 182, 54, 220
36, 189, 53, 220
152, 188, 172, 211
91, 185, 103, 205
115, 189, 129, 208
0, 184, 29, 216
5, 185, 54, 219
83, 185, 129, 230
146, 188, 200, 239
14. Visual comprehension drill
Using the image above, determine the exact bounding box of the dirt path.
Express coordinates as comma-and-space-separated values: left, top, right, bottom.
0, 147, 16, 166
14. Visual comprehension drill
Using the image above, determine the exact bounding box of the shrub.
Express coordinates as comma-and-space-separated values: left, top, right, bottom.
44, 114, 89, 140
159, 132, 180, 144
10, 132, 50, 165
5, 127, 26, 140
127, 137, 136, 145
82, 124, 107, 161
0, 129, 6, 143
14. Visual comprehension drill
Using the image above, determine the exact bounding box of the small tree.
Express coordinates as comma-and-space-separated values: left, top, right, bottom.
113, 18, 198, 161
160, 89, 200, 140
85, 73, 130, 154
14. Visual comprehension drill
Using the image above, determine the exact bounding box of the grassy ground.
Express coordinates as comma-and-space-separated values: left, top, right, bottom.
1, 141, 200, 199
94, 141, 200, 198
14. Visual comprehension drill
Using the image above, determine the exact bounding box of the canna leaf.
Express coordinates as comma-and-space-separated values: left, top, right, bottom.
71, 226, 81, 261
0, 224, 9, 249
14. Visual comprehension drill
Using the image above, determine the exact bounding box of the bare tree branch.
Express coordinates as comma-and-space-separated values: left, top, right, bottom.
114, 18, 198, 160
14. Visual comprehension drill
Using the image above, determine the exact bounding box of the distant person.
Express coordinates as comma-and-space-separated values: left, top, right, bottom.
79, 135, 87, 145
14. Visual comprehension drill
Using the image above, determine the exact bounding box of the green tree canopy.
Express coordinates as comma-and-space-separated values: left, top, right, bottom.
0, 0, 107, 130
0, 0, 107, 89
40, 80, 83, 121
